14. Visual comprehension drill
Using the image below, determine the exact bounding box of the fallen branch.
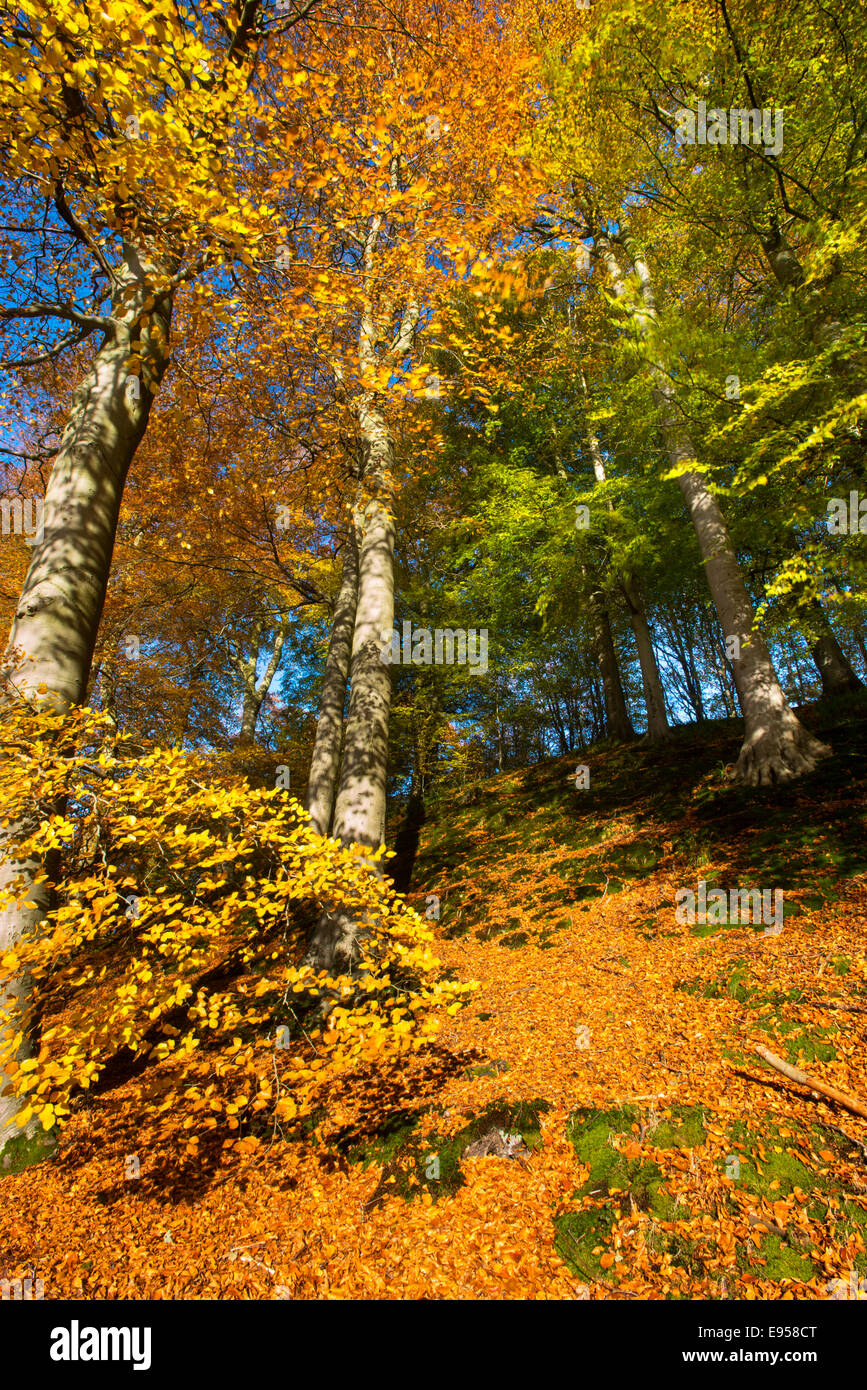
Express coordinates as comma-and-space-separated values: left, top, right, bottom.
754, 1045, 867, 1120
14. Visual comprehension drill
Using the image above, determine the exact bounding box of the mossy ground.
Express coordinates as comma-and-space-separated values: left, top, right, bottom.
551, 1104, 867, 1293
1, 1125, 57, 1176
554, 1105, 706, 1283
402, 698, 867, 1297
344, 1098, 549, 1206
675, 960, 842, 1065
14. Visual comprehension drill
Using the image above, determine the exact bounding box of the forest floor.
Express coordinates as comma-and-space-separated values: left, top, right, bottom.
3, 699, 867, 1300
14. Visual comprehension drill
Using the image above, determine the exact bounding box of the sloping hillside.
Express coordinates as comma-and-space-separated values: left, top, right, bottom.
2, 702, 866, 1300
398, 700, 867, 1297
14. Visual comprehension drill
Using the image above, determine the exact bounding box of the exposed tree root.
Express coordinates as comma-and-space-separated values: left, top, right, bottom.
734, 709, 830, 787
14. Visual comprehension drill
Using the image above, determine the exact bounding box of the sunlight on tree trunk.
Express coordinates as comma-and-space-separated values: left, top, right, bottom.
596, 232, 829, 785
0, 244, 174, 1157
305, 400, 396, 974
306, 526, 359, 836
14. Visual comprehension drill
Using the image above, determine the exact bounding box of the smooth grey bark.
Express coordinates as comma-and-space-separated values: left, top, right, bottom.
0, 243, 175, 1159
596, 230, 829, 785
306, 528, 359, 836
0, 842, 56, 1163
236, 618, 288, 748
761, 227, 806, 294
3, 245, 173, 708
304, 199, 419, 976
330, 408, 396, 850
305, 406, 397, 975
759, 223, 845, 348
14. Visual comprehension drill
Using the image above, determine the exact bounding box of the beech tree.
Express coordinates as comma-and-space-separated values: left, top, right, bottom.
592, 226, 829, 783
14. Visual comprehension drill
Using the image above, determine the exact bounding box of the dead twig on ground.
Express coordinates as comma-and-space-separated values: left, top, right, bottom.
753, 1045, 867, 1120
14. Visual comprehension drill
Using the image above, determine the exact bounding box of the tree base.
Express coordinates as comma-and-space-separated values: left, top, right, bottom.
304, 908, 367, 978
640, 726, 674, 744
818, 674, 865, 699
734, 707, 830, 787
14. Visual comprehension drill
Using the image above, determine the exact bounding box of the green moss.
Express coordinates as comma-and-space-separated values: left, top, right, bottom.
785, 1029, 839, 1065
726, 1121, 818, 1197
498, 931, 528, 949
675, 965, 840, 1065
838, 1201, 867, 1274
840, 1198, 867, 1230
651, 1106, 708, 1150
476, 919, 518, 939
752, 1235, 815, 1283
465, 1058, 511, 1078
565, 1105, 703, 1216
345, 1111, 421, 1168
349, 1098, 550, 1207
607, 841, 663, 877
556, 1105, 709, 1288
553, 1207, 615, 1281
0, 1124, 58, 1176
675, 960, 756, 1002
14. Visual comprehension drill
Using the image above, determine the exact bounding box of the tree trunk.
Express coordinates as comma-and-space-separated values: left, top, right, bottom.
495, 690, 505, 772
3, 248, 173, 708
237, 619, 263, 748
595, 231, 828, 785
621, 578, 670, 740
305, 396, 396, 974
809, 602, 863, 698
238, 686, 259, 747
237, 619, 288, 749
588, 672, 604, 741
306, 528, 360, 835
580, 372, 668, 739
0, 244, 175, 1160
588, 582, 635, 741
678, 612, 707, 722
0, 840, 57, 1166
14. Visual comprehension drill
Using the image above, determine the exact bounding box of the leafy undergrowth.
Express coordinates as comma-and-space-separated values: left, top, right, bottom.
2, 701, 867, 1299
